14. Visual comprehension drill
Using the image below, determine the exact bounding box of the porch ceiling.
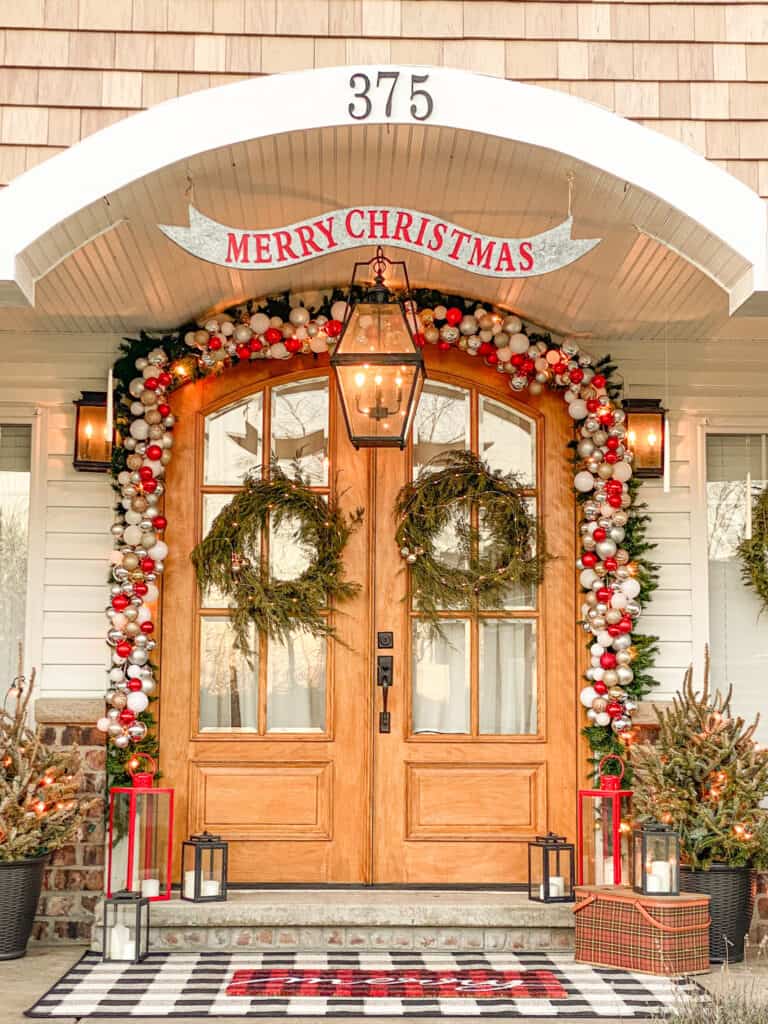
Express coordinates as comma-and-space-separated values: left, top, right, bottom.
0, 66, 761, 342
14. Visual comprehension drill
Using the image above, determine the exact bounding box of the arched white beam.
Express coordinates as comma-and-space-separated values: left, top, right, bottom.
0, 64, 764, 313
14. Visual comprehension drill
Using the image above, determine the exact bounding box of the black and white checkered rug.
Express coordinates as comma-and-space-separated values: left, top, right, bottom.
26, 950, 704, 1018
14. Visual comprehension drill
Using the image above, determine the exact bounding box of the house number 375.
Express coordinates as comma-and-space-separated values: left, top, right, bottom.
348, 72, 434, 121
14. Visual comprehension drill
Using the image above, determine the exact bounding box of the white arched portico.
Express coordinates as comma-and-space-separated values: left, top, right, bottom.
0, 65, 764, 337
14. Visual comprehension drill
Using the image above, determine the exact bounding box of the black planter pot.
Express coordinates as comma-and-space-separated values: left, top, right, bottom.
0, 855, 48, 960
681, 864, 752, 963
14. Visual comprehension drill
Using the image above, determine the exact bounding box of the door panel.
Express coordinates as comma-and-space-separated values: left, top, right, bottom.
371, 348, 577, 883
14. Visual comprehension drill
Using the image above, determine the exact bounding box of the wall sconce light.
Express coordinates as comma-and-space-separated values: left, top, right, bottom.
621, 398, 666, 479
73, 391, 111, 472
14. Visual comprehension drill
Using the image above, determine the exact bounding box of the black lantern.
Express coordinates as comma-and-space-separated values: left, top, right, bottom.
102, 891, 150, 962
528, 832, 576, 903
331, 247, 425, 449
621, 398, 666, 478
73, 391, 111, 471
632, 822, 680, 896
181, 831, 228, 902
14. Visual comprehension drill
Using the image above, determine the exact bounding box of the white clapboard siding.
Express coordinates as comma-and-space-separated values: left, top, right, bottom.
45, 532, 111, 559
42, 638, 109, 665
44, 586, 108, 612
47, 479, 113, 508
44, 559, 109, 586
43, 612, 107, 638
46, 507, 113, 534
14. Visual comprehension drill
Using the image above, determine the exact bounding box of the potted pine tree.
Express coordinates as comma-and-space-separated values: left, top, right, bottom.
630, 652, 768, 963
0, 669, 97, 959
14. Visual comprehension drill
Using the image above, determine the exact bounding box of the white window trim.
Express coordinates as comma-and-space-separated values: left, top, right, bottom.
690, 416, 768, 685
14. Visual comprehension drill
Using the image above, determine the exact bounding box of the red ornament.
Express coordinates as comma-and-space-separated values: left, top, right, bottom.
581, 551, 598, 568
140, 557, 155, 573
157, 403, 170, 417
599, 411, 614, 426
138, 466, 154, 482
570, 368, 584, 384
142, 478, 158, 494
592, 373, 606, 389
606, 700, 624, 719
553, 361, 567, 375
593, 680, 608, 696
236, 344, 251, 360
521, 358, 535, 375
485, 350, 498, 364
619, 617, 633, 633
112, 594, 129, 612
133, 581, 149, 597
606, 436, 620, 450
118, 709, 136, 727
608, 494, 623, 509
437, 340, 451, 352
586, 398, 600, 413
413, 331, 426, 348
116, 641, 133, 658
593, 527, 607, 542
127, 678, 143, 692
325, 319, 343, 337
445, 307, 462, 326
478, 342, 495, 357
604, 452, 618, 464
604, 556, 618, 572
157, 372, 172, 387
600, 652, 617, 670
511, 353, 524, 367
140, 620, 154, 634
143, 377, 159, 391
249, 337, 263, 352
208, 337, 222, 351
146, 445, 162, 461
285, 338, 302, 353
607, 625, 622, 638
265, 327, 282, 344
152, 515, 167, 531
596, 586, 613, 604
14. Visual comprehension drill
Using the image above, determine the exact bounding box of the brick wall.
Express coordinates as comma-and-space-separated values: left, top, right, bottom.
32, 699, 105, 944
2, 1, 768, 194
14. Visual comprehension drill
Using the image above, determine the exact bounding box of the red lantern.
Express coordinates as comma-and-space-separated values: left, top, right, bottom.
107, 754, 174, 902
577, 754, 632, 887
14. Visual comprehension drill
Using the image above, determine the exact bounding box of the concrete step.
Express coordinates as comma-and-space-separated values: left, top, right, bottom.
93, 890, 576, 953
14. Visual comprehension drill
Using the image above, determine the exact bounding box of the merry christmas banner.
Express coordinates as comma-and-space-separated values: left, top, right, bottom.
159, 205, 601, 279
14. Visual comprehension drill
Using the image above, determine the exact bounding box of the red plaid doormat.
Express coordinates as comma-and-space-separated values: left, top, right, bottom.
226, 967, 568, 999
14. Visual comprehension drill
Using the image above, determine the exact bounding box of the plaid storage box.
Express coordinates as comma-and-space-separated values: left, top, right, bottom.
574, 885, 710, 976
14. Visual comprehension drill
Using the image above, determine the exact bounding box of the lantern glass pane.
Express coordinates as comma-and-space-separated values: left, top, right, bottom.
105, 900, 145, 961
413, 381, 470, 475
412, 619, 470, 734
626, 411, 663, 474
132, 791, 171, 897
581, 794, 630, 886
271, 378, 328, 485
545, 845, 572, 900
479, 619, 537, 734
336, 363, 421, 446
108, 790, 133, 895
644, 831, 678, 893
529, 844, 543, 898
75, 404, 110, 464
204, 394, 262, 485
340, 302, 415, 356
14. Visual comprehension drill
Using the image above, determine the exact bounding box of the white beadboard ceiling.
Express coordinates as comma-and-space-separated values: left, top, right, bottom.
0, 124, 752, 341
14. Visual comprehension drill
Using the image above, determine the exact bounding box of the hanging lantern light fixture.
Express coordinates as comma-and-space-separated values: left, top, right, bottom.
621, 398, 666, 479
331, 247, 425, 449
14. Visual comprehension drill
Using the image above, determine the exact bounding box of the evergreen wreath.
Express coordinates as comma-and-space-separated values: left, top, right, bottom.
191, 463, 363, 654
737, 484, 768, 615
394, 450, 547, 627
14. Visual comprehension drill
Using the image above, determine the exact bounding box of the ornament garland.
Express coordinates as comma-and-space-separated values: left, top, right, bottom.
395, 450, 547, 626
100, 285, 659, 784
191, 464, 363, 655
738, 485, 768, 616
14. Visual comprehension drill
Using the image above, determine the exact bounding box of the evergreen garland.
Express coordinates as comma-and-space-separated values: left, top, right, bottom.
395, 451, 547, 628
191, 463, 363, 655
737, 485, 768, 616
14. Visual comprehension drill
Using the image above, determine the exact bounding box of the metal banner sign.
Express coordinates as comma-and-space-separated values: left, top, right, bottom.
159, 205, 600, 279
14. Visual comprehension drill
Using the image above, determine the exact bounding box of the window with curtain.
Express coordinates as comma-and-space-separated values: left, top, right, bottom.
0, 424, 31, 683
706, 433, 768, 743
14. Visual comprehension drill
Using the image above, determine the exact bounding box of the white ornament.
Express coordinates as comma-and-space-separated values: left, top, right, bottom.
574, 471, 595, 493
621, 578, 641, 599
509, 332, 529, 354
126, 692, 149, 714
123, 525, 143, 547
595, 712, 611, 727
580, 686, 598, 707
613, 461, 633, 483
250, 312, 270, 334
148, 541, 168, 561
568, 399, 588, 420
331, 300, 348, 322
129, 419, 149, 441
289, 306, 310, 326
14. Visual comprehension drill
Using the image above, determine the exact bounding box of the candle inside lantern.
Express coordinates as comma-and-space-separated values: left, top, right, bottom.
202, 880, 220, 897
539, 875, 565, 900
183, 870, 196, 899
109, 922, 135, 960
140, 878, 160, 898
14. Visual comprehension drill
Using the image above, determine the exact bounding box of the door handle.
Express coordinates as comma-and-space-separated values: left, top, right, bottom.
377, 655, 393, 733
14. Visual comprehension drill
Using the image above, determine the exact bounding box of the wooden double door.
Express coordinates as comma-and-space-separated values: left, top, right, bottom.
160, 347, 577, 884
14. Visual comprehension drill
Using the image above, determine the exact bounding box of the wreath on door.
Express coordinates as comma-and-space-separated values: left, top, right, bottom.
191, 463, 363, 655
394, 450, 548, 627
737, 484, 768, 615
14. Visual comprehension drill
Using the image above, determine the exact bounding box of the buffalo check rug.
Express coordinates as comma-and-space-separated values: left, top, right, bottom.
25, 951, 705, 1018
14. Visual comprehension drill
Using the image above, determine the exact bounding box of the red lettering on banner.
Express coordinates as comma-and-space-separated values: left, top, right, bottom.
469, 237, 495, 270
393, 211, 414, 243
226, 232, 250, 264
518, 241, 534, 271
495, 243, 516, 273
345, 209, 365, 239
427, 222, 447, 252
251, 233, 272, 264
313, 217, 337, 249
368, 209, 390, 239
274, 230, 298, 263
296, 224, 321, 257
414, 216, 431, 248
448, 228, 473, 261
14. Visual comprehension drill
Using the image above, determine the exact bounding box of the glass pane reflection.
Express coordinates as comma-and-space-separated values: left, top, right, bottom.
412, 620, 470, 734
199, 618, 258, 732
414, 382, 469, 476
271, 379, 328, 485
479, 619, 537, 734
478, 500, 537, 610
267, 631, 327, 733
204, 395, 262, 485
479, 395, 536, 485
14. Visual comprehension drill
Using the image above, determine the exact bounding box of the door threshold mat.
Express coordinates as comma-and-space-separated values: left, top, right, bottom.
26, 950, 705, 1018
